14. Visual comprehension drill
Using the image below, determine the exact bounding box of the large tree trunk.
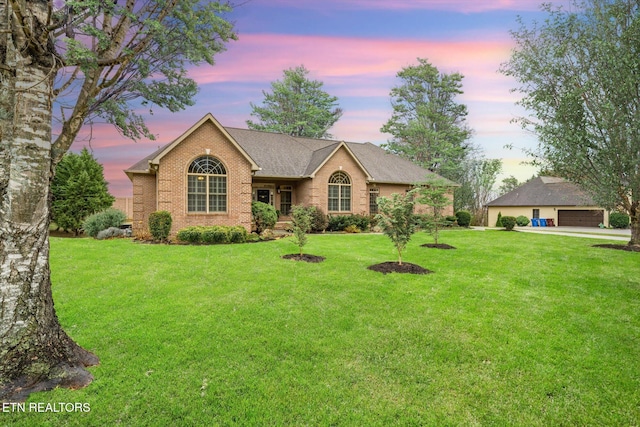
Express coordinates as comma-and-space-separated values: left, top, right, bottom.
0, 0, 98, 402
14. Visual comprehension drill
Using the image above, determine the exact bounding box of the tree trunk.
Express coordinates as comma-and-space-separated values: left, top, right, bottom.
630, 207, 640, 247
0, 1, 98, 402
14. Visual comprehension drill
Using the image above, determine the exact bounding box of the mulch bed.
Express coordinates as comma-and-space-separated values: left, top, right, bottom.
281, 254, 326, 263
593, 244, 640, 252
421, 243, 456, 250
367, 262, 433, 275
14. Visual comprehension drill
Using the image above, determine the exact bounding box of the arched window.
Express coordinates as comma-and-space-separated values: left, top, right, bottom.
187, 156, 227, 212
328, 171, 351, 212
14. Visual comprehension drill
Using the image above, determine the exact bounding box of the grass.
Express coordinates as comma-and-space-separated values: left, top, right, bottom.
4, 230, 640, 426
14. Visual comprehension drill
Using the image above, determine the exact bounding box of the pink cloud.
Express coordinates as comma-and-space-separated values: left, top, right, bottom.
267, 0, 574, 13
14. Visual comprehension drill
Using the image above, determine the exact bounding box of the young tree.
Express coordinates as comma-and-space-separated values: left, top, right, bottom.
290, 205, 312, 256
501, 0, 640, 246
0, 0, 236, 400
381, 58, 473, 181
247, 65, 343, 139
375, 191, 417, 265
416, 178, 453, 244
51, 148, 115, 235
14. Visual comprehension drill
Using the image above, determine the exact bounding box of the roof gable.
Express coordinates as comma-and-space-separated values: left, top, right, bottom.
306, 142, 372, 179
487, 176, 596, 207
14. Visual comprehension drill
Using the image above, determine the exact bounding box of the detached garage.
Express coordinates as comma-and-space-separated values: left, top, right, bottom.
487, 177, 610, 228
557, 210, 604, 227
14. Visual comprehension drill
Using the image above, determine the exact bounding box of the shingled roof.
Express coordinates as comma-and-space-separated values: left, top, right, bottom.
487, 176, 596, 207
126, 114, 454, 186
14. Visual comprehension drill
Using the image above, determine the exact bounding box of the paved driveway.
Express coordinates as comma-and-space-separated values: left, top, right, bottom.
512, 226, 630, 241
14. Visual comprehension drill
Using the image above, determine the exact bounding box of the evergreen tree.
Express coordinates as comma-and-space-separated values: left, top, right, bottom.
51, 148, 115, 235
247, 65, 343, 139
381, 58, 473, 182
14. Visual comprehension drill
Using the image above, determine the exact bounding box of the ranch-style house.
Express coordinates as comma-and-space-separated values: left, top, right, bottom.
125, 113, 455, 235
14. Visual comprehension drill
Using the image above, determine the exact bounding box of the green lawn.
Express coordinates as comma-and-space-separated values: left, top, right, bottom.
5, 230, 640, 426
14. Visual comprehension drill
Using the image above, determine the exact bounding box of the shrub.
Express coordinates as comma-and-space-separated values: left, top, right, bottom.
445, 215, 457, 226
609, 212, 630, 229
344, 224, 361, 233
496, 212, 503, 227
202, 226, 229, 244
516, 215, 530, 227
176, 226, 201, 243
83, 208, 127, 238
148, 211, 172, 242
96, 227, 125, 240
455, 210, 471, 227
176, 225, 247, 244
252, 201, 277, 233
327, 214, 370, 232
501, 216, 517, 231
308, 206, 328, 233
229, 226, 248, 243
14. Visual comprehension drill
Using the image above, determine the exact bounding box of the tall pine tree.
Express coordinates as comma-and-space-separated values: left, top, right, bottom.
247, 65, 343, 139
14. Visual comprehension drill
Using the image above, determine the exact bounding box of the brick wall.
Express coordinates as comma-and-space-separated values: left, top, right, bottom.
313, 146, 369, 214
159, 121, 253, 235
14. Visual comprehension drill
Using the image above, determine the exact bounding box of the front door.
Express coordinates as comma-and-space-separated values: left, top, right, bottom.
256, 189, 270, 204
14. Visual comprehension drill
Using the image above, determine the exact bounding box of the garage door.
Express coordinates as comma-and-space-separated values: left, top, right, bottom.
557, 210, 604, 227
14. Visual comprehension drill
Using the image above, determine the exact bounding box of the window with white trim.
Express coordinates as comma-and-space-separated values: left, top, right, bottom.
187, 156, 227, 213
328, 171, 351, 212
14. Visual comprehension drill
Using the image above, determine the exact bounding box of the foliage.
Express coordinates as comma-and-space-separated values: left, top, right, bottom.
252, 201, 278, 234
308, 206, 328, 233
375, 191, 417, 265
609, 212, 630, 229
416, 178, 453, 244
48, 1, 237, 148
83, 208, 127, 238
455, 210, 471, 227
148, 211, 172, 242
499, 176, 521, 196
176, 226, 247, 244
516, 215, 530, 227
344, 224, 361, 233
500, 0, 640, 245
290, 205, 313, 255
96, 227, 126, 240
247, 65, 343, 138
455, 156, 502, 223
380, 58, 473, 181
51, 148, 115, 235
496, 212, 503, 227
501, 216, 517, 231
327, 214, 371, 232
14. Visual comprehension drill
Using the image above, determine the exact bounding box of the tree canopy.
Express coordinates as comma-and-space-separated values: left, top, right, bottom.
247, 65, 343, 139
381, 58, 473, 182
501, 0, 640, 245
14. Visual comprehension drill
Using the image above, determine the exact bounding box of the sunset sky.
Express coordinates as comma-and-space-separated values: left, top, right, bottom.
66, 0, 574, 197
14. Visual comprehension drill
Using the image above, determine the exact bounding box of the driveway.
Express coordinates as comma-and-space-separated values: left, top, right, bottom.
511, 226, 630, 241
